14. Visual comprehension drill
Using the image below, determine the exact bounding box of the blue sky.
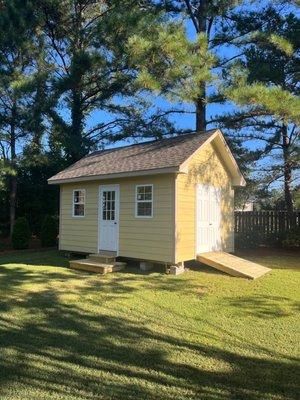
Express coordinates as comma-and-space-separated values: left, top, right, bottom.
84, 1, 265, 150
55, 1, 298, 191
87, 0, 299, 167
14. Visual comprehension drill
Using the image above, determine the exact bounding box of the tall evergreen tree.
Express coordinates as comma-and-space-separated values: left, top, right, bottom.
0, 0, 43, 234
38, 0, 175, 163
219, 5, 300, 212
130, 0, 246, 131
166, 0, 244, 130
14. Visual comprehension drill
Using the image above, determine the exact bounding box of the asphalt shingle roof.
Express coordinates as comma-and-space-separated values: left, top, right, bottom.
48, 129, 218, 183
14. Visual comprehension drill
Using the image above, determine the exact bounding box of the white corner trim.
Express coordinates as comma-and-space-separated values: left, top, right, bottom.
173, 176, 177, 264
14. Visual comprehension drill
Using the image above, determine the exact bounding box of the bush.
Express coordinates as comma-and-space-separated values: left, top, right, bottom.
282, 226, 300, 249
12, 217, 31, 249
40, 215, 58, 247
0, 222, 10, 238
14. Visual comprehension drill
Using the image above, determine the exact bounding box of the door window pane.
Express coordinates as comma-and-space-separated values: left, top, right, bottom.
102, 190, 116, 220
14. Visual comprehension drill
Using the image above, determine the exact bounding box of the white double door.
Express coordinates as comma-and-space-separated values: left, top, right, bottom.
99, 185, 119, 252
196, 184, 222, 253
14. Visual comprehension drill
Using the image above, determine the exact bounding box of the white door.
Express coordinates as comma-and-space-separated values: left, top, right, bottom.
99, 185, 119, 252
196, 184, 221, 253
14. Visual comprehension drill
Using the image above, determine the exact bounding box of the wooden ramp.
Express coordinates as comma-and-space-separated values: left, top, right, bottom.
197, 252, 271, 279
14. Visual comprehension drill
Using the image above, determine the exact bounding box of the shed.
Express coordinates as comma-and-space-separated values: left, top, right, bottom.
48, 129, 246, 267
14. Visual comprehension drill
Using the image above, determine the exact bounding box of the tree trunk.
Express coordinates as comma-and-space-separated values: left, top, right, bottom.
68, 2, 85, 163
9, 176, 17, 238
32, 32, 46, 153
9, 104, 17, 237
195, 0, 208, 132
196, 93, 206, 131
69, 87, 85, 162
282, 124, 294, 213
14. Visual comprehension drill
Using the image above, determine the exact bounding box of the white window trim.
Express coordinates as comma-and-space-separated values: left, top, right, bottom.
72, 189, 86, 218
135, 184, 153, 218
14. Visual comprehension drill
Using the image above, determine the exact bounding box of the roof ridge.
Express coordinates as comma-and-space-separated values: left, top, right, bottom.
48, 128, 221, 184
86, 129, 217, 158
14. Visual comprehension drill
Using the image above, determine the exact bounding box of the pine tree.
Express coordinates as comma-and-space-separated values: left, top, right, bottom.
130, 0, 247, 131
218, 5, 300, 212
38, 0, 176, 163
0, 0, 48, 234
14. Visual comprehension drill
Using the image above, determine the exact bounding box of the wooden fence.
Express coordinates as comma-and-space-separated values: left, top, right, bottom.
234, 211, 300, 248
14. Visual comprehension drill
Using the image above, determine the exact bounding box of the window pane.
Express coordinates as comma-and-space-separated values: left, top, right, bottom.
137, 186, 152, 201
137, 187, 144, 195
137, 202, 152, 217
73, 190, 85, 216
74, 192, 79, 203
74, 204, 84, 216
74, 190, 85, 204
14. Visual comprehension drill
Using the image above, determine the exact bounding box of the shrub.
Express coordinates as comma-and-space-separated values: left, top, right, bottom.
0, 222, 10, 238
282, 226, 300, 249
12, 217, 31, 249
40, 215, 58, 247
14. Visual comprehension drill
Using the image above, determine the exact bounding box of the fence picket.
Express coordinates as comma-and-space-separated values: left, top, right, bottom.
234, 210, 299, 248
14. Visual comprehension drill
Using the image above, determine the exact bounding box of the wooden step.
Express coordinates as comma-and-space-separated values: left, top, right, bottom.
197, 252, 271, 280
89, 253, 116, 264
69, 258, 126, 274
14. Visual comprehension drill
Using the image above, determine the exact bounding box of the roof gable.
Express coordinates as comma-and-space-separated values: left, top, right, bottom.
48, 129, 245, 186
180, 130, 246, 186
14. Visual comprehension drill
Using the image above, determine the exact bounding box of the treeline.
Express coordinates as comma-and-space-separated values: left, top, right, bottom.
0, 0, 299, 238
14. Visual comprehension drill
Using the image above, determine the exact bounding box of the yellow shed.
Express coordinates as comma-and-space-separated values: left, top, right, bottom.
48, 129, 246, 266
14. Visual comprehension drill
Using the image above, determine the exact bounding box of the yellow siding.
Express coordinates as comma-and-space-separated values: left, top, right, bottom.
60, 183, 98, 254
59, 174, 175, 263
175, 141, 234, 263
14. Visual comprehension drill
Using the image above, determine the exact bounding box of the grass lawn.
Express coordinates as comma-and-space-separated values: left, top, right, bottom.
0, 250, 299, 400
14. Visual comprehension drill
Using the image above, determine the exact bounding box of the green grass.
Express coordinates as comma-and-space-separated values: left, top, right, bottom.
0, 250, 299, 400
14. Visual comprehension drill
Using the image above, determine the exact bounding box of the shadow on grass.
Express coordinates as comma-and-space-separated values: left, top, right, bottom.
0, 251, 299, 399
0, 288, 299, 399
224, 295, 300, 319
0, 249, 69, 268
186, 260, 229, 277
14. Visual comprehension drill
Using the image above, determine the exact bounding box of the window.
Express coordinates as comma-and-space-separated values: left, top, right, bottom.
135, 185, 153, 218
73, 189, 85, 217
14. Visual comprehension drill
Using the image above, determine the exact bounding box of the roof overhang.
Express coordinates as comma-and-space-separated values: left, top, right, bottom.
48, 129, 246, 187
48, 166, 180, 185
